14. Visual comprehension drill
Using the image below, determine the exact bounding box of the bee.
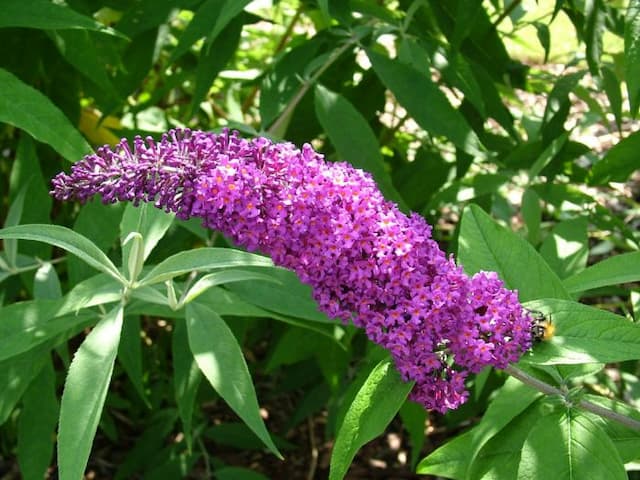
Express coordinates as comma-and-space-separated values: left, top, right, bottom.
529, 310, 555, 343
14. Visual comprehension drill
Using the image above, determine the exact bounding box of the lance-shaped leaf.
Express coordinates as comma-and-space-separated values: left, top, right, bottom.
314, 84, 407, 209
173, 318, 202, 451
186, 302, 281, 458
458, 204, 569, 301
563, 251, 640, 293
0, 0, 123, 34
58, 304, 124, 480
625, 0, 640, 116
139, 247, 273, 286
17, 360, 58, 480
329, 359, 412, 480
182, 269, 280, 305
0, 69, 90, 162
367, 49, 483, 156
0, 224, 124, 283
588, 129, 640, 184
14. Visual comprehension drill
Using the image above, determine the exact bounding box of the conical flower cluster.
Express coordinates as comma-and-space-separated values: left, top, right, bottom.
51, 129, 533, 413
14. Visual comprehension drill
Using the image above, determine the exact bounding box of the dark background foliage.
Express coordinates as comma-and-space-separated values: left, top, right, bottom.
0, 0, 639, 478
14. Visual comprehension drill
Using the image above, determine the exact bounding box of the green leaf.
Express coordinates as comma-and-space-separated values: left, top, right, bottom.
225, 267, 332, 323
0, 0, 122, 34
172, 318, 201, 451
265, 327, 325, 372
0, 299, 95, 362
318, 0, 331, 22
329, 359, 412, 480
118, 316, 148, 406
469, 401, 544, 480
528, 132, 568, 179
468, 59, 518, 139
0, 224, 125, 283
539, 218, 588, 279
443, 54, 486, 117
517, 411, 626, 479
191, 15, 244, 114
61, 273, 123, 313
0, 349, 49, 425
458, 204, 570, 301
534, 22, 551, 63
68, 199, 125, 285
182, 269, 280, 305
525, 298, 640, 364
451, 0, 484, 49
34, 262, 63, 300
186, 302, 281, 458
139, 247, 273, 286
393, 149, 452, 211
314, 84, 407, 208
0, 68, 91, 161
582, 394, 640, 463
17, 360, 59, 480
427, 173, 510, 209
588, 129, 640, 184
521, 188, 542, 245
113, 409, 178, 480
115, 0, 174, 37
260, 38, 323, 128
563, 251, 640, 293
450, 378, 541, 479
9, 135, 53, 259
49, 30, 121, 99
399, 401, 427, 469
3, 180, 29, 267
417, 427, 474, 478
170, 0, 251, 62
58, 304, 124, 480
0, 274, 120, 362
418, 395, 542, 479
626, 0, 640, 116
602, 66, 623, 132
120, 203, 174, 276
540, 71, 585, 144
367, 49, 483, 156
584, 0, 605, 75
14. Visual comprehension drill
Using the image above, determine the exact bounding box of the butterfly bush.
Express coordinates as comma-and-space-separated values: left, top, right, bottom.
51, 129, 533, 413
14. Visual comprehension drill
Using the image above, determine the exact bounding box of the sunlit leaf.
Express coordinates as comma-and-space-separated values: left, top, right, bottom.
58, 304, 124, 480
138, 248, 273, 286
186, 302, 281, 458
525, 298, 640, 364
518, 411, 626, 479
0, 224, 124, 283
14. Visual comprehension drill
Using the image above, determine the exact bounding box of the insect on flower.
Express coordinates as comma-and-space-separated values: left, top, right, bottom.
529, 310, 555, 343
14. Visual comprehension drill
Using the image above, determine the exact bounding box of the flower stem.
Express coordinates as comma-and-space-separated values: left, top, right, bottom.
504, 364, 640, 431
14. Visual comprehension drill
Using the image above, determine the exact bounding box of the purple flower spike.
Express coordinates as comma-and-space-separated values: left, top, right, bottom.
51, 129, 533, 413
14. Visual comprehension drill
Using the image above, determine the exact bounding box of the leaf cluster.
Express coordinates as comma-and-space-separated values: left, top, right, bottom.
1, 0, 640, 479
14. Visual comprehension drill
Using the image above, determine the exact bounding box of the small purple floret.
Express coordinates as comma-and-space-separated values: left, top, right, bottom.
51, 129, 533, 413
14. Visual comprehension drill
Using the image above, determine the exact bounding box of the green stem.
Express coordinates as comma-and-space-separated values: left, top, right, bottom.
504, 364, 640, 431
241, 5, 303, 114
3, 256, 66, 276
491, 0, 523, 29
266, 33, 359, 137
